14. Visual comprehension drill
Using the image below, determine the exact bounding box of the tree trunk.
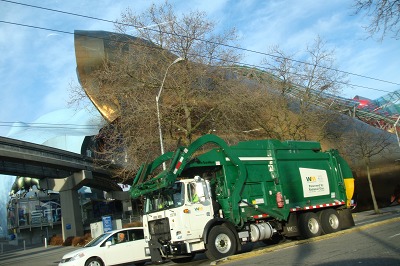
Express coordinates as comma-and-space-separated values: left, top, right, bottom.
366, 161, 381, 214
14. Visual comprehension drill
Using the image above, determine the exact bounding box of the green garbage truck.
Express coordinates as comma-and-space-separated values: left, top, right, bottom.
130, 134, 355, 263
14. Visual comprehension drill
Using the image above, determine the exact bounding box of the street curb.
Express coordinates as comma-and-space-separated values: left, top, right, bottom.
210, 216, 400, 265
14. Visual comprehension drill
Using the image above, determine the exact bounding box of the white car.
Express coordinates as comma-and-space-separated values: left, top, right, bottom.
59, 227, 150, 266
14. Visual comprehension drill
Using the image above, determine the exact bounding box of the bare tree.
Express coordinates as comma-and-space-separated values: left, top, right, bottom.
260, 36, 349, 141
116, 1, 240, 66
340, 122, 393, 214
114, 1, 242, 144
354, 0, 400, 40
70, 1, 243, 180
70, 4, 352, 182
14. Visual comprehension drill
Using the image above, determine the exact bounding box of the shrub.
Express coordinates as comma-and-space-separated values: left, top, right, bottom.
123, 221, 143, 228
49, 235, 63, 246
63, 236, 74, 246
52, 233, 93, 247
70, 233, 93, 247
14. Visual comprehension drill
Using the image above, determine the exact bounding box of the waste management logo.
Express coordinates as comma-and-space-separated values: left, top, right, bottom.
299, 168, 330, 197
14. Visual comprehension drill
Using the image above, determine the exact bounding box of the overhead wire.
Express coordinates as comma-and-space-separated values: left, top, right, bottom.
0, 121, 102, 131
0, 20, 394, 94
1, 0, 400, 87
0, 0, 399, 131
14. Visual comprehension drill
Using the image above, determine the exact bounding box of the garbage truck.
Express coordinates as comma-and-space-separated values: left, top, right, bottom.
129, 134, 355, 263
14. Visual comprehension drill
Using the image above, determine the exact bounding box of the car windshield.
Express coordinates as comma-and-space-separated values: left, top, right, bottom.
144, 182, 184, 213
84, 232, 112, 247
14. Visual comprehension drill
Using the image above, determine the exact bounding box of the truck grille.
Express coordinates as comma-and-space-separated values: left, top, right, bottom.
148, 218, 171, 243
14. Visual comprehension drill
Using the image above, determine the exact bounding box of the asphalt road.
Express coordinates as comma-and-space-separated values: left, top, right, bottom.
1, 205, 399, 266
0, 244, 77, 266
214, 214, 400, 265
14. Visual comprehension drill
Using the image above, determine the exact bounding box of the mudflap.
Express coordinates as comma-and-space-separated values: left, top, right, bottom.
148, 238, 164, 264
337, 208, 355, 229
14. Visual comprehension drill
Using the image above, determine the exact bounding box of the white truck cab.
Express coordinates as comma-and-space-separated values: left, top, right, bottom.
143, 177, 216, 261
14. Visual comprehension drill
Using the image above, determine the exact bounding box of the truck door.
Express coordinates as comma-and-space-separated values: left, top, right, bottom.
185, 181, 213, 239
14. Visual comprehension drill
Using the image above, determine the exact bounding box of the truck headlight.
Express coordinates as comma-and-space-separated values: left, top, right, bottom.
176, 231, 182, 239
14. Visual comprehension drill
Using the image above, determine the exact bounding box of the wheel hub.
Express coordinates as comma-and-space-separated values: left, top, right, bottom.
308, 218, 320, 234
329, 214, 339, 229
215, 233, 231, 253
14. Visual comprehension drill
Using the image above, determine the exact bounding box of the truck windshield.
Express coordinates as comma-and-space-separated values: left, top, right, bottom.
144, 182, 184, 214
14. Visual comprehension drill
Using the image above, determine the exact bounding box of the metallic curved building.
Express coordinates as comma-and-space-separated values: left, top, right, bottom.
74, 30, 400, 211
75, 30, 125, 122
74, 30, 157, 122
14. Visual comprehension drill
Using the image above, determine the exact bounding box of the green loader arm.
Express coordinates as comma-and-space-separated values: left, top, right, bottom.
129, 134, 247, 225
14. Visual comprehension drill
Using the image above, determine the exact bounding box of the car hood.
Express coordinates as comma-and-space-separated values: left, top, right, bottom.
61, 247, 90, 259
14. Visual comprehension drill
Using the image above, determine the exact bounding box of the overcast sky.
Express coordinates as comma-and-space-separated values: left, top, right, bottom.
1, 0, 399, 137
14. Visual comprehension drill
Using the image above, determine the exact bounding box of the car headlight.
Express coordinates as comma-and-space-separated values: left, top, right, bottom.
70, 252, 85, 261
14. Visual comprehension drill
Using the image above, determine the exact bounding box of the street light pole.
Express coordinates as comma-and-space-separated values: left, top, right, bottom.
156, 57, 184, 170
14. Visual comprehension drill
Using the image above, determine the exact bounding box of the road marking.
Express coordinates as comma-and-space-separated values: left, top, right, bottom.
356, 220, 377, 225
389, 233, 400, 239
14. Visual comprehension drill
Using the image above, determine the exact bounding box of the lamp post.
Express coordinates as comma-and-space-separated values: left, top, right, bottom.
156, 57, 184, 169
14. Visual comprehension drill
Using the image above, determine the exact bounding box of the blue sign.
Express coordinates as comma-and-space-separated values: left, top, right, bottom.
102, 216, 112, 233
66, 224, 71, 230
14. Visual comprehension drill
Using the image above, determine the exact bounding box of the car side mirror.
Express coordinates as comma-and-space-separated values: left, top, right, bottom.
105, 241, 112, 247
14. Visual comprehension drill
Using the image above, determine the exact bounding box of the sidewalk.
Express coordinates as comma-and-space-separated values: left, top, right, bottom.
352, 204, 400, 224
0, 240, 46, 254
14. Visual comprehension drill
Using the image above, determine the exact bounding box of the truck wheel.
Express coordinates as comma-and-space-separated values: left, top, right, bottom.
205, 225, 237, 260
298, 212, 322, 239
319, 208, 341, 234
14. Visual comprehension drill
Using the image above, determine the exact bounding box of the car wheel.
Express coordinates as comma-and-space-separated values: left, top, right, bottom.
85, 257, 103, 266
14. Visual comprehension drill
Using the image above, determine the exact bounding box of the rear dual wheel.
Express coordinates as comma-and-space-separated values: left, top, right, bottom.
319, 208, 341, 234
298, 209, 341, 239
298, 212, 322, 239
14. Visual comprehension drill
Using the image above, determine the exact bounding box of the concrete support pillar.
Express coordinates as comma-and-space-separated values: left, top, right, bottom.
40, 170, 93, 240
106, 191, 133, 218
59, 189, 83, 240
122, 199, 133, 218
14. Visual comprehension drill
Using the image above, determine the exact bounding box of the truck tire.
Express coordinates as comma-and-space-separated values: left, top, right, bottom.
319, 208, 341, 234
205, 225, 237, 260
298, 212, 322, 239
